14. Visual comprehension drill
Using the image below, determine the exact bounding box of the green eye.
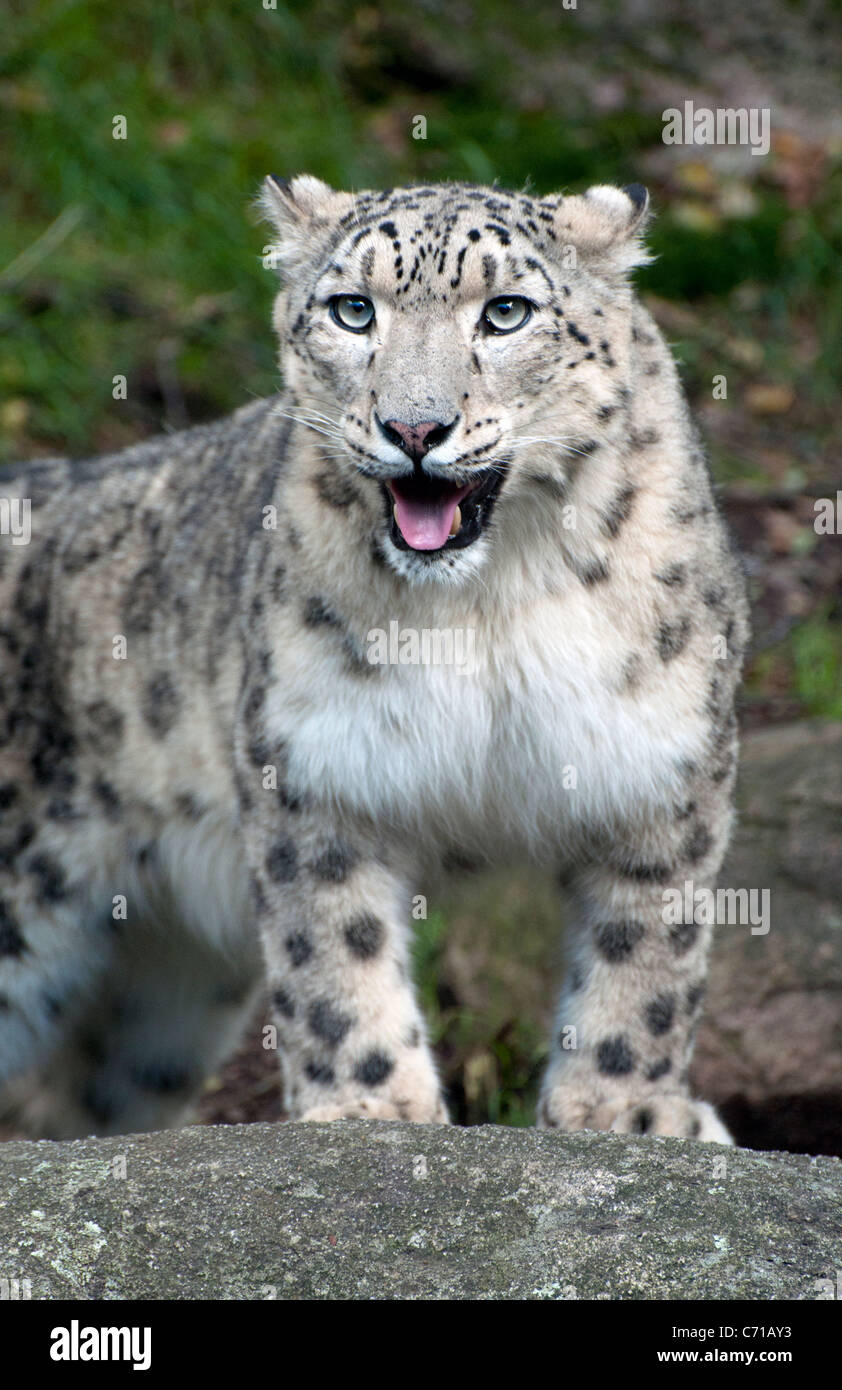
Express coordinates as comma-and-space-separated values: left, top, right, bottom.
330, 294, 375, 332
482, 295, 532, 334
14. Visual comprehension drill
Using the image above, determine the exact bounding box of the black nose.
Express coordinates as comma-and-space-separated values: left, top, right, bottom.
377, 416, 457, 463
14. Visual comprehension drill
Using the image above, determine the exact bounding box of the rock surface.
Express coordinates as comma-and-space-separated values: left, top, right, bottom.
0, 1119, 839, 1300
692, 721, 842, 1154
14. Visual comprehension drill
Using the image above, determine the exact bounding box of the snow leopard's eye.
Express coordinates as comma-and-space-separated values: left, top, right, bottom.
330, 294, 375, 333
481, 295, 532, 334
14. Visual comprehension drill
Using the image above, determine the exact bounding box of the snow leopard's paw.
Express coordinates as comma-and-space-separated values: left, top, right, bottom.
298, 1094, 449, 1124
538, 1086, 733, 1144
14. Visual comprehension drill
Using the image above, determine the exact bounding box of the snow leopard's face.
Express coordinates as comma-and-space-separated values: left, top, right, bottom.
262, 176, 650, 585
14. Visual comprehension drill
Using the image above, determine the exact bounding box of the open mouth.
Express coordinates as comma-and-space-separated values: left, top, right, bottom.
385, 468, 504, 553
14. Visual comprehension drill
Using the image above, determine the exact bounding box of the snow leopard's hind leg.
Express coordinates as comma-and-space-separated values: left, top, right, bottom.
2, 907, 261, 1139
0, 858, 107, 1112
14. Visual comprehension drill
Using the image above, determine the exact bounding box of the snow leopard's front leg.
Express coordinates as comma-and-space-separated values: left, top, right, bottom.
539, 786, 735, 1144
239, 792, 447, 1124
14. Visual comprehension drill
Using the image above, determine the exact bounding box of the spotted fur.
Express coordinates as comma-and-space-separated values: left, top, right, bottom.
0, 177, 747, 1141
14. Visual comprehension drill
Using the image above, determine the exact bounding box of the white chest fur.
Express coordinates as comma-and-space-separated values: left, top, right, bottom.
265, 587, 708, 862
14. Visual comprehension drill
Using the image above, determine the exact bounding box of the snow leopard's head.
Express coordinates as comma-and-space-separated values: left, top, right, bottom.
260, 176, 650, 585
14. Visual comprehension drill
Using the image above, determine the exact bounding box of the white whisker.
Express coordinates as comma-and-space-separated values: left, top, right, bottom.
274, 409, 344, 442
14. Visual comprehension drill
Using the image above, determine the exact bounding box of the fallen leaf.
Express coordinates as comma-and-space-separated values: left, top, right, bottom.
745, 384, 795, 415
0, 398, 29, 431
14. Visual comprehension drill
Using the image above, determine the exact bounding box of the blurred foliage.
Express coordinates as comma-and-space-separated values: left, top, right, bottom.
2, 0, 841, 1124
413, 883, 554, 1127
790, 609, 842, 719
2, 0, 840, 462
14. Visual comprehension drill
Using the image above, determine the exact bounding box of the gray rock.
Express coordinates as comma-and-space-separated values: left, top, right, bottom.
0, 1120, 839, 1300
692, 721, 842, 1152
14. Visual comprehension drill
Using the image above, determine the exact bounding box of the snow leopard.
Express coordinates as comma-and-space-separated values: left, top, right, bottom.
0, 176, 748, 1142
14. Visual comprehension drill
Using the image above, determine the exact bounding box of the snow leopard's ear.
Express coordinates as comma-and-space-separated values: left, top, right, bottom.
258, 174, 356, 274
547, 183, 652, 276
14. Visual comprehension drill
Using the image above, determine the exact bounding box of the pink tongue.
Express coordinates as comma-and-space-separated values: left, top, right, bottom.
392, 487, 468, 551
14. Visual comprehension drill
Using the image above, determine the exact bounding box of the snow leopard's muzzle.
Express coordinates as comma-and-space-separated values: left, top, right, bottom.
360, 411, 508, 556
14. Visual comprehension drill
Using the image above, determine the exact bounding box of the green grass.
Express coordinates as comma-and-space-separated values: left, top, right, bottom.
791, 611, 842, 719
4, 0, 839, 461
745, 607, 842, 722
